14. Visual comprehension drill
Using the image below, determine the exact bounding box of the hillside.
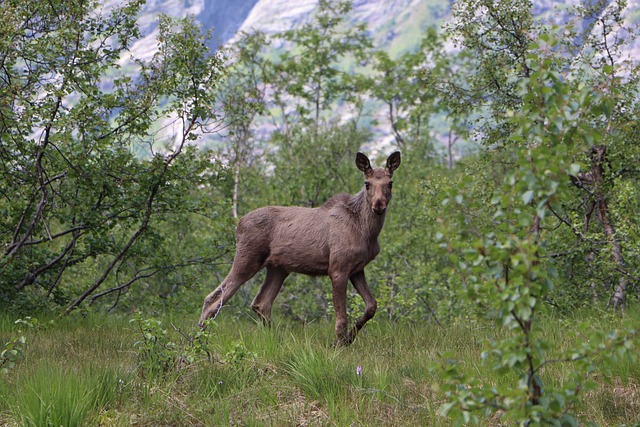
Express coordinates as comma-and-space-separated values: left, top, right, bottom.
233, 0, 451, 55
106, 0, 640, 154
123, 0, 640, 57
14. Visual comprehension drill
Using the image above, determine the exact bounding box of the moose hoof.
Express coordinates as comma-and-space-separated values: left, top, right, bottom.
198, 312, 216, 330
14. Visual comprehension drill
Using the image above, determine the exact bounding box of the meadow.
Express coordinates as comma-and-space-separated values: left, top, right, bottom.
0, 308, 638, 426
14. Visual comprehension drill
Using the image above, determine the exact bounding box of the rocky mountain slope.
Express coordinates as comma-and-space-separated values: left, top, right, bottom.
104, 0, 639, 153
122, 0, 640, 56
105, 0, 453, 55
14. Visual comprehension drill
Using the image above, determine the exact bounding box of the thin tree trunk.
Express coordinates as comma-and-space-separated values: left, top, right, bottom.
389, 101, 405, 148
4, 96, 62, 261
598, 197, 628, 308
447, 129, 459, 170
232, 159, 240, 219
571, 145, 627, 308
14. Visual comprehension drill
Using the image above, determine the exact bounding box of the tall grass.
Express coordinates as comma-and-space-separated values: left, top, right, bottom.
284, 342, 349, 403
0, 309, 638, 426
7, 364, 122, 427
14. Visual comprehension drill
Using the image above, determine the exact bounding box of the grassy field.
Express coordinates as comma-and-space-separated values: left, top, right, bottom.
0, 308, 638, 426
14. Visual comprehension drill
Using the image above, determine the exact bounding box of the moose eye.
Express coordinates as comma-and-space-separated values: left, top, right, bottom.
365, 182, 370, 190
389, 181, 393, 189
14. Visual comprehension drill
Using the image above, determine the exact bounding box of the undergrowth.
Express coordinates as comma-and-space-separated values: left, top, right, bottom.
0, 308, 638, 426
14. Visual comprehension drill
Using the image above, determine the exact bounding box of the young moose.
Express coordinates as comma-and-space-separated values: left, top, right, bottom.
199, 151, 401, 346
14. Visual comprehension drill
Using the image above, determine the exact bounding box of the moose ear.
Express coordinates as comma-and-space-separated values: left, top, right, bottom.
356, 152, 373, 176
386, 151, 401, 174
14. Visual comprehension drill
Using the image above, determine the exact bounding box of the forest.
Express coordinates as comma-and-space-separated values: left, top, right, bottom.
1, 0, 639, 425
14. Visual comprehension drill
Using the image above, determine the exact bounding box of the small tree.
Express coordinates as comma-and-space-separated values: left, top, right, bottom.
369, 30, 444, 152
0, 0, 229, 314
439, 0, 640, 307
434, 1, 640, 424
214, 31, 269, 219
265, 0, 372, 142
438, 34, 638, 426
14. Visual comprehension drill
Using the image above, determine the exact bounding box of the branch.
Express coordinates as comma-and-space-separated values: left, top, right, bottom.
6, 225, 88, 250
89, 268, 161, 303
547, 203, 587, 242
533, 328, 638, 377
15, 229, 82, 291
4, 95, 62, 260
88, 258, 226, 304
62, 116, 197, 315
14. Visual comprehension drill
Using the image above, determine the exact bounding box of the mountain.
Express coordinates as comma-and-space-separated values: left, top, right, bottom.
124, 0, 640, 57
110, 0, 640, 74
106, 0, 639, 154
231, 0, 450, 54
117, 0, 453, 55
199, 0, 260, 45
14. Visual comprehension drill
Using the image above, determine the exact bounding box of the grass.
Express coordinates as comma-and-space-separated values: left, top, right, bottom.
7, 364, 121, 427
0, 308, 638, 426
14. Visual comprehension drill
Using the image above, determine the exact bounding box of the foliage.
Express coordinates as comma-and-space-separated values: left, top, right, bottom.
0, 317, 37, 374
2, 1, 640, 424
265, 0, 373, 137
439, 0, 640, 306
129, 312, 216, 379
130, 313, 180, 378
0, 0, 231, 315
208, 31, 270, 219
430, 1, 640, 424
438, 120, 636, 425
369, 28, 446, 152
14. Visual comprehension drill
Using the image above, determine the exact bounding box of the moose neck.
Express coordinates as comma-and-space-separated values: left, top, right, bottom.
347, 189, 387, 239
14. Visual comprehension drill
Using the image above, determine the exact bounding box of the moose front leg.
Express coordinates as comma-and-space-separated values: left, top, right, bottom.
330, 271, 350, 346
348, 270, 377, 343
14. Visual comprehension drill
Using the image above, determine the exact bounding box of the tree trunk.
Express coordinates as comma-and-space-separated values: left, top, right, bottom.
389, 100, 405, 148
598, 197, 628, 308
571, 145, 627, 308
447, 129, 459, 170
232, 159, 240, 219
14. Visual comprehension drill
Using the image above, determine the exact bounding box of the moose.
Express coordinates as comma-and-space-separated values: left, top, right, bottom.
199, 151, 401, 346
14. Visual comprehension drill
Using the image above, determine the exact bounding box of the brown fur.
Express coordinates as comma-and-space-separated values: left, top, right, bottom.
199, 151, 401, 346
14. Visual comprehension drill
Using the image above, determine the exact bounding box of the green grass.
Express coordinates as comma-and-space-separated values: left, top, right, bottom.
7, 364, 121, 427
0, 308, 638, 426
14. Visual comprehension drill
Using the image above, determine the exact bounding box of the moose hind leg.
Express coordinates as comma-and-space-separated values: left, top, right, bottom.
251, 267, 288, 325
347, 271, 377, 343
199, 255, 263, 327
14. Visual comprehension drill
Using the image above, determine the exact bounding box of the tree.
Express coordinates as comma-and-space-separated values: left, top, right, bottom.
434, 1, 640, 423
561, 0, 640, 308
213, 31, 269, 219
0, 0, 229, 314
438, 27, 638, 427
265, 0, 372, 142
445, 0, 535, 134
369, 30, 442, 152
440, 0, 640, 307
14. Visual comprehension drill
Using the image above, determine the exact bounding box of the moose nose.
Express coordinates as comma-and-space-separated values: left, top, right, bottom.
372, 203, 387, 215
